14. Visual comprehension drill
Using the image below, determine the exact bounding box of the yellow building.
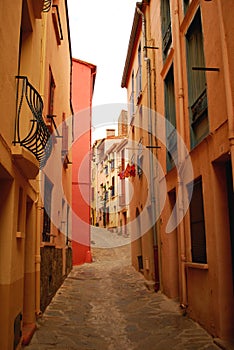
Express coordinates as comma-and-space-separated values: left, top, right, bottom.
92, 130, 122, 229
0, 1, 73, 348
122, 0, 234, 341
91, 112, 130, 232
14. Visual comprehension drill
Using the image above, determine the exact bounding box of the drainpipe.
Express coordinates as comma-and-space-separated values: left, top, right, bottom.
217, 0, 234, 188
174, 2, 187, 308
137, 5, 160, 292
34, 13, 48, 318
35, 180, 42, 317
39, 13, 47, 99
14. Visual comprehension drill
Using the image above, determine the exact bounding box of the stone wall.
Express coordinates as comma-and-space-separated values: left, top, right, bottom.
40, 247, 63, 312
66, 247, 72, 275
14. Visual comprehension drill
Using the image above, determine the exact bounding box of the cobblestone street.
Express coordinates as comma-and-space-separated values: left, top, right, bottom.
25, 228, 225, 350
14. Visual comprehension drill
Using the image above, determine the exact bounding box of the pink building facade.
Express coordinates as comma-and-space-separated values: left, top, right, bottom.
72, 58, 96, 265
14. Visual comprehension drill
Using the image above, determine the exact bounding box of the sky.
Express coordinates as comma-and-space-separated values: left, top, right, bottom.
67, 0, 136, 141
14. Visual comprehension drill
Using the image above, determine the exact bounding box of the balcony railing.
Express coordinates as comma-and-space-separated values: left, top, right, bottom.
43, 0, 52, 12
136, 66, 142, 102
162, 22, 172, 57
14, 76, 52, 168
191, 89, 208, 126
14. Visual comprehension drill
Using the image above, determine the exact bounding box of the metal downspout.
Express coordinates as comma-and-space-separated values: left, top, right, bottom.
174, 2, 187, 308
137, 5, 160, 291
35, 183, 42, 317
34, 13, 48, 317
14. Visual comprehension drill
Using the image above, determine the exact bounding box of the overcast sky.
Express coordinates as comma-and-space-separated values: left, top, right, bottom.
67, 0, 136, 140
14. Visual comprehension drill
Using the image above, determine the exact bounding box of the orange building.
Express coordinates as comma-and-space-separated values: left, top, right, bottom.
72, 58, 96, 265
0, 1, 73, 348
122, 0, 234, 342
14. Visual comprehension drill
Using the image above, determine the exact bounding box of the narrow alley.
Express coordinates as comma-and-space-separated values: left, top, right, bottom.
25, 228, 221, 350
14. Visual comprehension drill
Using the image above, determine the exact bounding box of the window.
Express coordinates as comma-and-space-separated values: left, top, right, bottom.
164, 65, 177, 171
91, 187, 94, 201
19, 0, 33, 73
161, 0, 172, 60
186, 9, 209, 147
105, 164, 108, 175
188, 178, 207, 264
52, 4, 63, 45
136, 43, 142, 99
42, 175, 53, 242
137, 139, 143, 177
137, 155, 143, 177
17, 187, 23, 233
111, 176, 115, 197
62, 112, 68, 156
110, 158, 115, 171
106, 207, 110, 226
130, 71, 135, 119
105, 188, 109, 201
48, 68, 56, 116
120, 150, 126, 204
66, 205, 70, 245
183, 0, 191, 14
139, 105, 143, 139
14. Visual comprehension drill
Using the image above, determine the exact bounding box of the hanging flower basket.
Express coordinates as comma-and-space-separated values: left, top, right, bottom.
118, 163, 136, 180
118, 170, 125, 179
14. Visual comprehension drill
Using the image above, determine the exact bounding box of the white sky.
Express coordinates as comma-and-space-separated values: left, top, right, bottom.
67, 0, 136, 141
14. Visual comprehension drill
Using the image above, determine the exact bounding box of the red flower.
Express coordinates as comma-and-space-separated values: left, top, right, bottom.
118, 171, 125, 179
124, 163, 131, 178
118, 163, 136, 179
130, 164, 136, 177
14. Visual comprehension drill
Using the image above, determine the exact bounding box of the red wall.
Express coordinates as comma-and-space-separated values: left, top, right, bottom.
72, 58, 96, 265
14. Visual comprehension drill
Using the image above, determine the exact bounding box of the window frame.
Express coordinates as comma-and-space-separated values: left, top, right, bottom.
136, 42, 142, 100
111, 176, 115, 197
161, 0, 172, 60
164, 65, 177, 171
185, 8, 209, 148
187, 177, 207, 264
48, 67, 56, 116
42, 175, 53, 243
130, 70, 135, 120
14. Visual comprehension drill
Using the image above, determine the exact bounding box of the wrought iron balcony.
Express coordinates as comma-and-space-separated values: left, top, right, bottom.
43, 0, 52, 12
14, 76, 52, 169
162, 22, 172, 57
191, 89, 208, 126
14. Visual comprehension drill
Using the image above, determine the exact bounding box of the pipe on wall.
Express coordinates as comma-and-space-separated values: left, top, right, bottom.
35, 181, 42, 317
174, 1, 188, 308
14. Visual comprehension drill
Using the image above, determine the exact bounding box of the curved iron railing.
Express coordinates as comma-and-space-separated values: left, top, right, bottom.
43, 0, 52, 12
14, 76, 52, 168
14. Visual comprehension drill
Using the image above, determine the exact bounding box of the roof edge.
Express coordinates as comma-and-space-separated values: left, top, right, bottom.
121, 2, 143, 88
72, 57, 97, 73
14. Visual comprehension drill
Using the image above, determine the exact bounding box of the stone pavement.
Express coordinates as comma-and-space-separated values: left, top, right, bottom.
26, 242, 223, 350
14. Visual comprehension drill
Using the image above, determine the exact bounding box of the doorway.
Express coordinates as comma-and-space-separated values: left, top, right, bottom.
168, 189, 179, 298
136, 208, 143, 271
23, 196, 35, 325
